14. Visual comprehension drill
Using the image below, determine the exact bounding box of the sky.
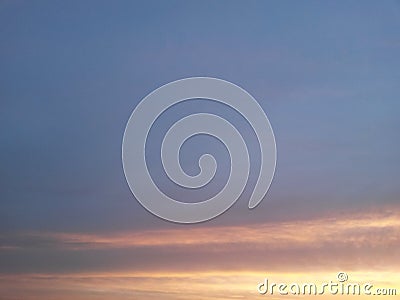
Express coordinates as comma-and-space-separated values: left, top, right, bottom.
1, 0, 400, 299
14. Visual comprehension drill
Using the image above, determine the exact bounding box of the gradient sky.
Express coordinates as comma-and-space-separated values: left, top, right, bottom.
1, 1, 400, 299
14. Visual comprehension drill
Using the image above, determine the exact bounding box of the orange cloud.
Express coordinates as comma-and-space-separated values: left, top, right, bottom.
0, 270, 398, 300
3, 206, 399, 251
0, 207, 399, 299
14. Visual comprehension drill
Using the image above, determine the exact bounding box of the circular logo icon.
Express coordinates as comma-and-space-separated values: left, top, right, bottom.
122, 77, 276, 223
337, 272, 349, 282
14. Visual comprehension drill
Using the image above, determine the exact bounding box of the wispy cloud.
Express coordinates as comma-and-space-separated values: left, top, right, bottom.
2, 207, 400, 250
1, 206, 399, 272
0, 270, 399, 300
0, 206, 399, 299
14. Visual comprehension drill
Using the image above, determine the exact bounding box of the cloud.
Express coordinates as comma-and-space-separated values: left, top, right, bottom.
1, 206, 399, 274
0, 270, 399, 300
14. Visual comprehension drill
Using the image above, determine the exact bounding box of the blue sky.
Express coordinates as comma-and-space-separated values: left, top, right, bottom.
1, 0, 399, 233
